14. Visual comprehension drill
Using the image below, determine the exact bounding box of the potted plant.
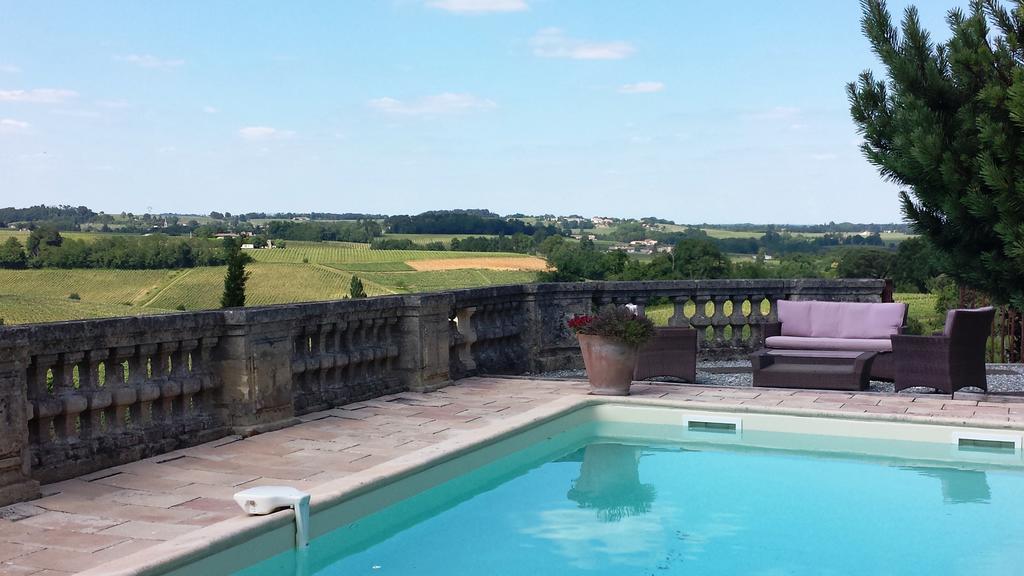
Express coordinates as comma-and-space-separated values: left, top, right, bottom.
568, 305, 655, 395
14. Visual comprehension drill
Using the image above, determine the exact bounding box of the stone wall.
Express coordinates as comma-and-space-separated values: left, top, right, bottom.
0, 278, 884, 504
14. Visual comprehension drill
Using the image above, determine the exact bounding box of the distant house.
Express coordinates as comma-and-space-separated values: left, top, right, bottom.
240, 243, 255, 250
213, 233, 240, 239
591, 217, 614, 228
290, 216, 310, 222
629, 239, 658, 247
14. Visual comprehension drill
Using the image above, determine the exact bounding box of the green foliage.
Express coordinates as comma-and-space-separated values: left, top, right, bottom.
537, 237, 628, 281
27, 235, 226, 269
220, 238, 251, 308
928, 275, 960, 315
836, 248, 895, 279
0, 238, 27, 269
67, 292, 80, 300
671, 238, 732, 279
26, 225, 62, 257
891, 236, 946, 292
775, 254, 828, 278
849, 0, 1024, 307
450, 234, 536, 254
570, 305, 655, 347
349, 275, 367, 298
265, 220, 382, 243
371, 238, 446, 251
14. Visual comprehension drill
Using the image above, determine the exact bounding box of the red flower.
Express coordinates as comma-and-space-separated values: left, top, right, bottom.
568, 315, 593, 331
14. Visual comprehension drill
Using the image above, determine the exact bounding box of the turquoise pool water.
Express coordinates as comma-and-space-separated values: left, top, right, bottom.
236, 423, 1024, 576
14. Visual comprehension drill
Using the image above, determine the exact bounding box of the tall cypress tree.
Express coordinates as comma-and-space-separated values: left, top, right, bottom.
848, 0, 1024, 308
350, 275, 367, 299
220, 238, 251, 308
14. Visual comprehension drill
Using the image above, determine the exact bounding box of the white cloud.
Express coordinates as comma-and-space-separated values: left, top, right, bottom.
0, 89, 78, 104
530, 28, 635, 60
238, 126, 295, 141
0, 118, 31, 133
618, 81, 664, 94
368, 92, 497, 116
0, 64, 20, 73
203, 105, 219, 114
115, 54, 185, 69
96, 99, 131, 109
427, 0, 527, 13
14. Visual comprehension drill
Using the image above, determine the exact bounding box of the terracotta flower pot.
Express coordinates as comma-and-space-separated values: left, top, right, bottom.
577, 333, 638, 396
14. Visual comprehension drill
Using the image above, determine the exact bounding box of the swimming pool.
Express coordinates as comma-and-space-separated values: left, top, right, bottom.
204, 405, 1024, 576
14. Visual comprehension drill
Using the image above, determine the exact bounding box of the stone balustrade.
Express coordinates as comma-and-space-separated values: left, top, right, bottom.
0, 278, 884, 505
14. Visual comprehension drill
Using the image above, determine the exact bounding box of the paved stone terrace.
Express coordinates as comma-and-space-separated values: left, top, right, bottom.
2, 377, 1024, 575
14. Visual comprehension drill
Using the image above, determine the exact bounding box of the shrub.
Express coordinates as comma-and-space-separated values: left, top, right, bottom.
568, 305, 655, 347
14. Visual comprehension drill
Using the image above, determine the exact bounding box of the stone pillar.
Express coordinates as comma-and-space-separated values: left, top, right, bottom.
529, 283, 595, 373
400, 293, 453, 392
214, 309, 298, 435
0, 334, 40, 506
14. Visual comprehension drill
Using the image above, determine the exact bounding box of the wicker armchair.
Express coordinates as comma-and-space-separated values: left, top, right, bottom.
633, 327, 698, 383
891, 307, 995, 394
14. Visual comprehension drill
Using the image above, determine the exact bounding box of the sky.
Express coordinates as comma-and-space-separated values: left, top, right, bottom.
0, 0, 966, 223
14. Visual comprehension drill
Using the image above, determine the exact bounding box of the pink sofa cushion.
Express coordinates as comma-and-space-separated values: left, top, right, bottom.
777, 300, 906, 339
765, 335, 893, 353
777, 300, 813, 337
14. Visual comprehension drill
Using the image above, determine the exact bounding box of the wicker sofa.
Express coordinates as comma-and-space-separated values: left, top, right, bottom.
762, 300, 908, 381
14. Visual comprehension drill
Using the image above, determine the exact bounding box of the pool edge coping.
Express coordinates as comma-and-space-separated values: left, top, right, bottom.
78, 386, 1024, 576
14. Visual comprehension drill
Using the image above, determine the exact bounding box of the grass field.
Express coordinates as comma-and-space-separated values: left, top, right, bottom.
248, 241, 529, 264
0, 238, 546, 324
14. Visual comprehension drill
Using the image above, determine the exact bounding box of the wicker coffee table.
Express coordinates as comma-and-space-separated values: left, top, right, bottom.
751, 349, 877, 391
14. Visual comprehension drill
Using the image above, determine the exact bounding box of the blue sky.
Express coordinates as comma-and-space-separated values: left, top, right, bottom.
0, 0, 962, 223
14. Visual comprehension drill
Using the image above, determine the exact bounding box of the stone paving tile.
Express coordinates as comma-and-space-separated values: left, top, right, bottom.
99, 521, 199, 541
2, 376, 1024, 575
0, 542, 41, 563
14, 513, 122, 535
0, 563, 44, 574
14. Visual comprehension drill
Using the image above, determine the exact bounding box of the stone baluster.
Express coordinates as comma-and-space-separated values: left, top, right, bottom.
105, 346, 136, 433
81, 349, 110, 437
630, 296, 648, 318
385, 317, 399, 370
27, 355, 60, 445
151, 342, 177, 424
747, 295, 766, 347
668, 296, 689, 327
337, 317, 354, 385
131, 344, 161, 427
729, 297, 749, 349
690, 295, 712, 347
455, 306, 477, 373
195, 337, 219, 412
708, 296, 729, 351
176, 340, 200, 416
54, 352, 87, 442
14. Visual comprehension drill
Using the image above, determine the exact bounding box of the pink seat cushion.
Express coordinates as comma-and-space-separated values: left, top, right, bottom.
765, 335, 893, 352
777, 300, 906, 339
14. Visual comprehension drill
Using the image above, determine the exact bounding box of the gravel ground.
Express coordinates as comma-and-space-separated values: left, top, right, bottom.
530, 361, 1024, 395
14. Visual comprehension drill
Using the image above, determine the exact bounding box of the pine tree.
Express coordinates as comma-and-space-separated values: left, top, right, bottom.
848, 0, 1024, 308
350, 275, 367, 299
220, 238, 251, 308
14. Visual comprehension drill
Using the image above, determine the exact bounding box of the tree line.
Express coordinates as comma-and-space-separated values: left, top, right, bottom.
0, 228, 227, 269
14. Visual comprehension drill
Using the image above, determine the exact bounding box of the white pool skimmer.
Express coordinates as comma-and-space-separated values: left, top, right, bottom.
234, 485, 312, 548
